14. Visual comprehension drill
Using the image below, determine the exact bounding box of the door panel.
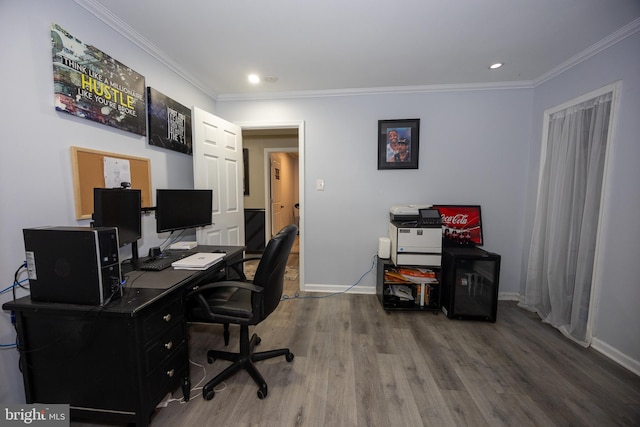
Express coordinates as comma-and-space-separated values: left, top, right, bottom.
193, 107, 244, 246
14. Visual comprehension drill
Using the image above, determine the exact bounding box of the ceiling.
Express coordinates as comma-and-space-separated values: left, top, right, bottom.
78, 0, 640, 99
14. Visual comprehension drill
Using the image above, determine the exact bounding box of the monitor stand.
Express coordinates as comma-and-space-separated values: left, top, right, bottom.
120, 241, 140, 275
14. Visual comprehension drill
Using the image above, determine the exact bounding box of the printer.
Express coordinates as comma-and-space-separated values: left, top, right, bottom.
389, 204, 431, 223
389, 205, 443, 266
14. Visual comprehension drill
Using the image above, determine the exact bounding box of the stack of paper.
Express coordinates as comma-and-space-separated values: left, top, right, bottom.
398, 267, 438, 283
171, 252, 225, 270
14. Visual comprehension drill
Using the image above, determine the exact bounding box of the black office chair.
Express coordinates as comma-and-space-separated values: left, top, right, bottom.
186, 224, 298, 400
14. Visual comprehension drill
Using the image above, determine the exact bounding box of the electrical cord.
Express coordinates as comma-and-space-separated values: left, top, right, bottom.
160, 359, 226, 406
11, 262, 28, 301
280, 253, 377, 300
0, 279, 27, 296
0, 263, 28, 348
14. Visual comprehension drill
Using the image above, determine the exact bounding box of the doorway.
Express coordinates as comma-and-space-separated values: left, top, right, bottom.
241, 122, 304, 290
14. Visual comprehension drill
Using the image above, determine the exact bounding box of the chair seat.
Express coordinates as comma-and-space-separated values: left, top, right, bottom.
188, 286, 253, 321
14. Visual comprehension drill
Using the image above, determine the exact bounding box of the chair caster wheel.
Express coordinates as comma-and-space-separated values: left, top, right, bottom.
203, 389, 215, 400
257, 384, 268, 399
207, 355, 215, 364
255, 336, 262, 346
286, 352, 294, 362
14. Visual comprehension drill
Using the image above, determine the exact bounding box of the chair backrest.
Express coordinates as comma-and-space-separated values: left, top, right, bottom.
253, 224, 298, 319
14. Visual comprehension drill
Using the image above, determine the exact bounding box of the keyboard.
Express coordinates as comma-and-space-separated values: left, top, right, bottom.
138, 251, 196, 271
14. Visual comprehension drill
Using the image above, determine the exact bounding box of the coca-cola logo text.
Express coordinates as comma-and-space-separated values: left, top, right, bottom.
441, 213, 468, 225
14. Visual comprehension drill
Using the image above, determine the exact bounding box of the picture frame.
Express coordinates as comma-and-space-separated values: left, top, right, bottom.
243, 148, 249, 195
432, 205, 484, 246
147, 87, 193, 155
378, 118, 420, 170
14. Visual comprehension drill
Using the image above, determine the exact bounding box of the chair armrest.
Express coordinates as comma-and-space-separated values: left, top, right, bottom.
186, 280, 263, 323
227, 256, 262, 267
227, 256, 262, 280
186, 280, 262, 298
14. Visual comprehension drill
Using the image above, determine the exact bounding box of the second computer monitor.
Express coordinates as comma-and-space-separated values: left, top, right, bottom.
155, 189, 213, 233
92, 187, 142, 247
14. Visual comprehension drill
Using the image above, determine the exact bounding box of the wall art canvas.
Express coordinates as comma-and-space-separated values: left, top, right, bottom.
51, 23, 146, 136
147, 87, 192, 155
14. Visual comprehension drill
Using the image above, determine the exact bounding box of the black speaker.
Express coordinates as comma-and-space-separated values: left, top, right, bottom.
23, 226, 121, 305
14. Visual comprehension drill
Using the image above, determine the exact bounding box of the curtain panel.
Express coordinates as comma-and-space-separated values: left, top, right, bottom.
522, 92, 612, 346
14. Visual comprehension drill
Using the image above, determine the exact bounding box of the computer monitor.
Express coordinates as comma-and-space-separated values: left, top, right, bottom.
155, 189, 213, 233
92, 188, 142, 260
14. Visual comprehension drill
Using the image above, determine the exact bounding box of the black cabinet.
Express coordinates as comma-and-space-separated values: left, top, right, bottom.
441, 247, 501, 322
376, 257, 441, 312
244, 209, 266, 253
6, 290, 190, 427
3, 245, 245, 426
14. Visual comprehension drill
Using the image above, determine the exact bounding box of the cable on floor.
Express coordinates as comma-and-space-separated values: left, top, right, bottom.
281, 253, 376, 300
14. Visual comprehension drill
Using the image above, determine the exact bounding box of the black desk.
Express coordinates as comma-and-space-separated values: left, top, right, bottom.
3, 245, 244, 427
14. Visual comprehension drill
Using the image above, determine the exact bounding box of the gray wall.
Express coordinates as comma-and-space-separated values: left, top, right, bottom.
218, 90, 533, 295
0, 0, 217, 403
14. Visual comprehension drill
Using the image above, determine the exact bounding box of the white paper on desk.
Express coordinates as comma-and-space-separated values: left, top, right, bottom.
104, 156, 131, 188
171, 252, 225, 270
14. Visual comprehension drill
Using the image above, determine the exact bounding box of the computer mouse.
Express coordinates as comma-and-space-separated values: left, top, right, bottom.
212, 249, 226, 253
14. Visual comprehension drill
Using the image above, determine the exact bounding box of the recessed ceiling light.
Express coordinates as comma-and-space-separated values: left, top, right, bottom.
489, 62, 503, 70
248, 74, 260, 84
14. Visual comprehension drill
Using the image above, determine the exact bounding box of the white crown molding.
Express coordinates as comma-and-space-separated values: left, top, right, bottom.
217, 80, 535, 102
73, 0, 219, 99
533, 17, 640, 87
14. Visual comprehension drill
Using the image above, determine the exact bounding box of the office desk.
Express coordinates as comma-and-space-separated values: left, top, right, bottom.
3, 245, 244, 427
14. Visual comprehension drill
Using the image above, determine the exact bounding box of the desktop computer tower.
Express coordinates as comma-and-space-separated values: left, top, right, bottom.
23, 226, 122, 305
441, 247, 501, 322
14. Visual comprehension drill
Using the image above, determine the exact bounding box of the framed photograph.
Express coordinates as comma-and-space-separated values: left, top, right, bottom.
147, 87, 192, 155
378, 118, 420, 170
432, 205, 484, 246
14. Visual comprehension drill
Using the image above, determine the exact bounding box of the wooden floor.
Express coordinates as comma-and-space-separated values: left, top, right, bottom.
74, 252, 640, 426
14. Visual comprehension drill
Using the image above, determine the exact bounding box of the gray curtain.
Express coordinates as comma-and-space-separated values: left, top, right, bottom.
521, 91, 612, 346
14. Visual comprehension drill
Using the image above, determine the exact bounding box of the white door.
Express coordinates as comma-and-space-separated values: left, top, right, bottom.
192, 107, 244, 246
270, 155, 285, 236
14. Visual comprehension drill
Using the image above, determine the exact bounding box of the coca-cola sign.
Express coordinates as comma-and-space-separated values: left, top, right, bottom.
432, 205, 484, 246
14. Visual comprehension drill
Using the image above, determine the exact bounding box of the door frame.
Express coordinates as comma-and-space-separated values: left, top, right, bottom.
237, 120, 305, 290
265, 148, 298, 239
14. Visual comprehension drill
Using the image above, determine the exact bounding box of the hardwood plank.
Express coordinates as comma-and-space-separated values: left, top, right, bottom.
70, 255, 640, 427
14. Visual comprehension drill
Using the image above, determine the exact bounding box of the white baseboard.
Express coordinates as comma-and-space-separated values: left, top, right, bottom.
591, 337, 640, 377
498, 292, 520, 301
302, 285, 520, 298
302, 283, 376, 295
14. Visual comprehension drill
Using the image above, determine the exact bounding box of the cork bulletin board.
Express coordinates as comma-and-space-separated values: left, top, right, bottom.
71, 146, 152, 219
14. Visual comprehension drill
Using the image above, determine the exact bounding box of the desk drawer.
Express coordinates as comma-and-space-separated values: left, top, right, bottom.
142, 297, 183, 342
145, 322, 185, 371
146, 343, 188, 402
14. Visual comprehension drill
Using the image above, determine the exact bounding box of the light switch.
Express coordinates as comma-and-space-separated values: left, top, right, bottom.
316, 179, 325, 191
